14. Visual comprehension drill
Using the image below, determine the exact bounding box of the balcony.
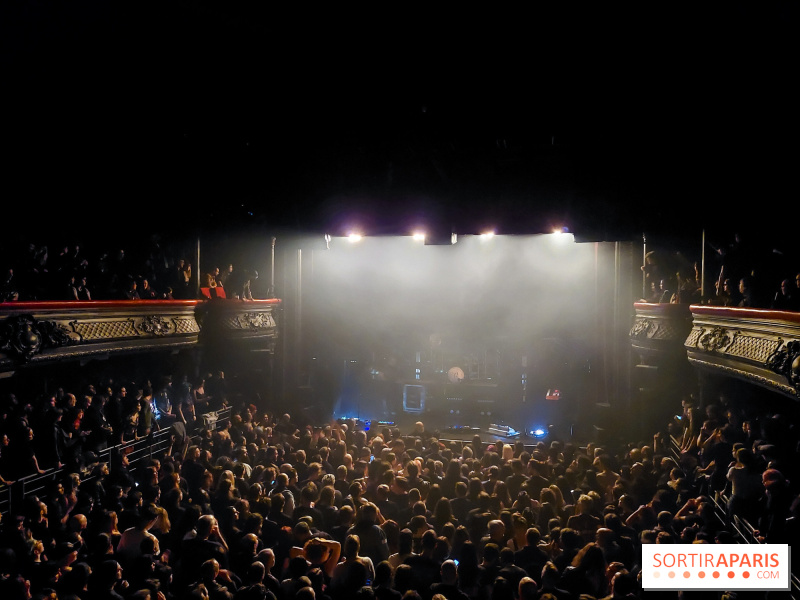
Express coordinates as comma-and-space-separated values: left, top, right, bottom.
630, 302, 694, 357
0, 298, 281, 375
630, 302, 800, 400
686, 305, 800, 399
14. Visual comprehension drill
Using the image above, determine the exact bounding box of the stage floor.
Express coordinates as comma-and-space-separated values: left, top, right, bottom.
335, 409, 579, 447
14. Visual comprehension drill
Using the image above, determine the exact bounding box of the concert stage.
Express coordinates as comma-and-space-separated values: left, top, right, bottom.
333, 393, 574, 446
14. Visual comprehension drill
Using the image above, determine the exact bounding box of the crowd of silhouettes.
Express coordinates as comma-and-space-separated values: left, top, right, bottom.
2, 368, 800, 600
0, 238, 257, 302
1, 233, 799, 600
641, 231, 800, 310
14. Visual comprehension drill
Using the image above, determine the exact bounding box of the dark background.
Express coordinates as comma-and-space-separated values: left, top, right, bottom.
2, 2, 795, 251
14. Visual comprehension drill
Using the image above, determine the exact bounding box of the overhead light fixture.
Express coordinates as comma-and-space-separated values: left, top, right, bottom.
424, 231, 458, 245
550, 228, 575, 243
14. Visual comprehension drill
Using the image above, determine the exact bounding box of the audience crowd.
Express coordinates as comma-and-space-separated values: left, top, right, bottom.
2, 366, 799, 600
641, 231, 800, 310
0, 237, 256, 302
1, 230, 799, 309
1, 231, 799, 600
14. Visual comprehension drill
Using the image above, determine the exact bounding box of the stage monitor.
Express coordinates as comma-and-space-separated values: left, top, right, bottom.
403, 384, 426, 413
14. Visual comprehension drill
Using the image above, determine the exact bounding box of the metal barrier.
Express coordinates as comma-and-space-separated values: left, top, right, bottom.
0, 407, 232, 518
0, 482, 9, 515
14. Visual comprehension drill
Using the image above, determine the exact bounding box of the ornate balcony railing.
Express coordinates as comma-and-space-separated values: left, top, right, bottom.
629, 302, 694, 356
630, 303, 800, 400
686, 306, 800, 399
0, 298, 281, 374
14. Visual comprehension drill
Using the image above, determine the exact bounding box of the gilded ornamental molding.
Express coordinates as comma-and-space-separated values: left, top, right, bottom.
630, 304, 800, 399
629, 303, 693, 355
0, 300, 203, 370
197, 300, 280, 349
0, 299, 281, 373
0, 314, 79, 362
686, 306, 800, 399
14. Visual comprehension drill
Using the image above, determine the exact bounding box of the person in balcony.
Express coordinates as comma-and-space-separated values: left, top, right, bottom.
654, 278, 672, 304
737, 275, 758, 308
123, 278, 141, 300
76, 275, 92, 300
218, 263, 234, 288
204, 267, 221, 290
172, 258, 192, 299
670, 263, 702, 304
770, 278, 799, 311
65, 274, 81, 300
0, 266, 19, 302
139, 278, 159, 300
712, 277, 741, 307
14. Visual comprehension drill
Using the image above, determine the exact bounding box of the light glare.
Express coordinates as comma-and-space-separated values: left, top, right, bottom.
348, 233, 363, 242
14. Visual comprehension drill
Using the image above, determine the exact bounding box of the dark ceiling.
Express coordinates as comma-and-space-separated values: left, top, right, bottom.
2, 2, 794, 247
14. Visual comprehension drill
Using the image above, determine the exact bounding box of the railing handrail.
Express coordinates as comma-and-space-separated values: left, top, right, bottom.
0, 406, 232, 518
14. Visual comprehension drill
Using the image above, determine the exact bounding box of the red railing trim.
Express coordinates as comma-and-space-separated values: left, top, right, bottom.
689, 304, 800, 322
0, 298, 281, 312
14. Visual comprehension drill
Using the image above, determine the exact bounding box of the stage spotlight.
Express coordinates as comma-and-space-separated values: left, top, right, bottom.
550, 228, 574, 243
528, 425, 549, 439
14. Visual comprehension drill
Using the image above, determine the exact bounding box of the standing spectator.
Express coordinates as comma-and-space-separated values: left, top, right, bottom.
179, 514, 231, 589
115, 504, 161, 569
204, 267, 221, 289
139, 278, 158, 299
771, 278, 799, 311
403, 529, 441, 598
150, 376, 178, 429
230, 268, 257, 301
429, 559, 470, 600
85, 392, 113, 452
218, 263, 234, 288
567, 494, 602, 544
1, 266, 19, 301
207, 371, 229, 410
330, 534, 375, 600
738, 275, 759, 308
712, 277, 742, 307
76, 275, 92, 300
347, 503, 389, 566
65, 274, 81, 300
14, 426, 47, 477
123, 279, 141, 300
175, 374, 197, 433
725, 448, 764, 524
86, 558, 128, 600
757, 468, 793, 544
173, 259, 192, 299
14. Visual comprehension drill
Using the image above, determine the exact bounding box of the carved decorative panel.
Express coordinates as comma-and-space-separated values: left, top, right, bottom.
686, 306, 800, 400
74, 320, 139, 340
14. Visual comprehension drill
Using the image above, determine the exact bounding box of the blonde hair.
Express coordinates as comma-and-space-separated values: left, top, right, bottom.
502, 445, 515, 461
153, 506, 171, 533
